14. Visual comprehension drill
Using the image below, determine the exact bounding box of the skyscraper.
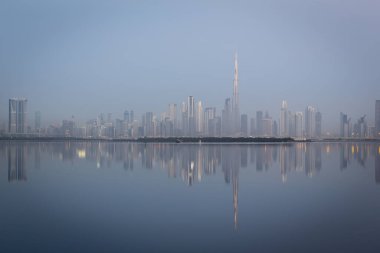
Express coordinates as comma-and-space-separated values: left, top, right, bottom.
181, 101, 188, 136
305, 106, 315, 138
204, 107, 216, 136
315, 111, 322, 138
187, 96, 195, 136
256, 111, 263, 137
168, 104, 178, 129
143, 112, 154, 137
272, 120, 278, 137
130, 110, 134, 123
9, 98, 28, 134
376, 100, 380, 138
294, 112, 303, 138
222, 98, 232, 136
232, 53, 240, 135
240, 114, 248, 137
35, 111, 41, 132
288, 111, 294, 137
124, 110, 130, 123
262, 114, 273, 137
340, 112, 350, 137
196, 101, 203, 135
250, 118, 255, 136
280, 100, 288, 137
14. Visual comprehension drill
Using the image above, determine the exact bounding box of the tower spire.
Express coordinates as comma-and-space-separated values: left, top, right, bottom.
233, 52, 238, 108
232, 52, 240, 135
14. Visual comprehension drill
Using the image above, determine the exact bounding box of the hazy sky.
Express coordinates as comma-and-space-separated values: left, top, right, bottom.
0, 0, 379, 132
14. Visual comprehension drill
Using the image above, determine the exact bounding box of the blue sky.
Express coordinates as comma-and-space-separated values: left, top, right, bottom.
0, 0, 379, 132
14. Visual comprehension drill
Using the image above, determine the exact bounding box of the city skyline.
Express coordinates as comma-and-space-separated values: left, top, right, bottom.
2, 81, 379, 139
0, 58, 378, 134
1, 0, 379, 132
2, 55, 329, 138
2, 95, 379, 139
1, 57, 379, 137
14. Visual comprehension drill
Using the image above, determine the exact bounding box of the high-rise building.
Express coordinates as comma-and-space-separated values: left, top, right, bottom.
214, 116, 222, 137
294, 112, 303, 138
204, 107, 216, 136
305, 106, 315, 138
240, 114, 248, 137
340, 112, 350, 137
315, 111, 322, 138
115, 119, 124, 137
272, 120, 278, 137
288, 111, 294, 137
143, 112, 154, 137
181, 101, 188, 136
98, 113, 105, 126
232, 53, 240, 135
9, 98, 28, 134
130, 110, 134, 123
250, 118, 255, 136
222, 98, 232, 136
187, 96, 195, 136
280, 100, 288, 137
61, 119, 75, 137
262, 113, 273, 137
107, 113, 112, 124
256, 111, 263, 137
353, 115, 367, 138
168, 104, 178, 129
35, 111, 41, 132
375, 100, 380, 138
196, 101, 203, 135
124, 110, 130, 123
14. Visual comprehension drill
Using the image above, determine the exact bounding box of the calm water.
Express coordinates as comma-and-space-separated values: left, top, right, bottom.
1, 141, 380, 253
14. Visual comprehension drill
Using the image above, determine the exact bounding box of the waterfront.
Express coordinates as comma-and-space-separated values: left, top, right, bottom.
1, 142, 380, 252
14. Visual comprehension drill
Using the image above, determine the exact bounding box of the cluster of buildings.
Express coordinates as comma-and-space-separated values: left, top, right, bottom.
340, 100, 380, 138
2, 55, 380, 139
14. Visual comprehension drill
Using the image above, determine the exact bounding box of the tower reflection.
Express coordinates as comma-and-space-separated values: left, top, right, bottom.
8, 143, 27, 182
375, 144, 380, 184
2, 141, 379, 229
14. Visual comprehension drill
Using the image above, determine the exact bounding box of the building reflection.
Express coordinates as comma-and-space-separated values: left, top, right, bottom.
7, 143, 27, 182
375, 144, 380, 184
221, 146, 240, 230
2, 141, 379, 228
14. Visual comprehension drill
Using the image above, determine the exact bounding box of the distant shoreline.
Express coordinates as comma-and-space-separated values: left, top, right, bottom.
0, 136, 379, 143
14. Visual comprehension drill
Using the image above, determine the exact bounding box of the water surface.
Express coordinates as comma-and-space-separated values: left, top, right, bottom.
1, 142, 380, 253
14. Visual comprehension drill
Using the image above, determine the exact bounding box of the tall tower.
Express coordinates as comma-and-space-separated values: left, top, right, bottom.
168, 104, 177, 129
222, 98, 232, 136
187, 96, 195, 136
9, 98, 28, 134
315, 111, 322, 138
340, 112, 350, 137
376, 100, 380, 138
280, 100, 288, 137
232, 52, 240, 135
196, 101, 203, 134
294, 112, 304, 138
305, 106, 316, 138
35, 111, 41, 132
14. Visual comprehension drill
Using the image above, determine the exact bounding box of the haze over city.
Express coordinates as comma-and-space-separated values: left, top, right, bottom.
1, 0, 379, 133
2, 2, 380, 253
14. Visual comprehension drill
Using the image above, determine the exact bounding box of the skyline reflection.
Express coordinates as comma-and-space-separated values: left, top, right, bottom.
2, 141, 380, 230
